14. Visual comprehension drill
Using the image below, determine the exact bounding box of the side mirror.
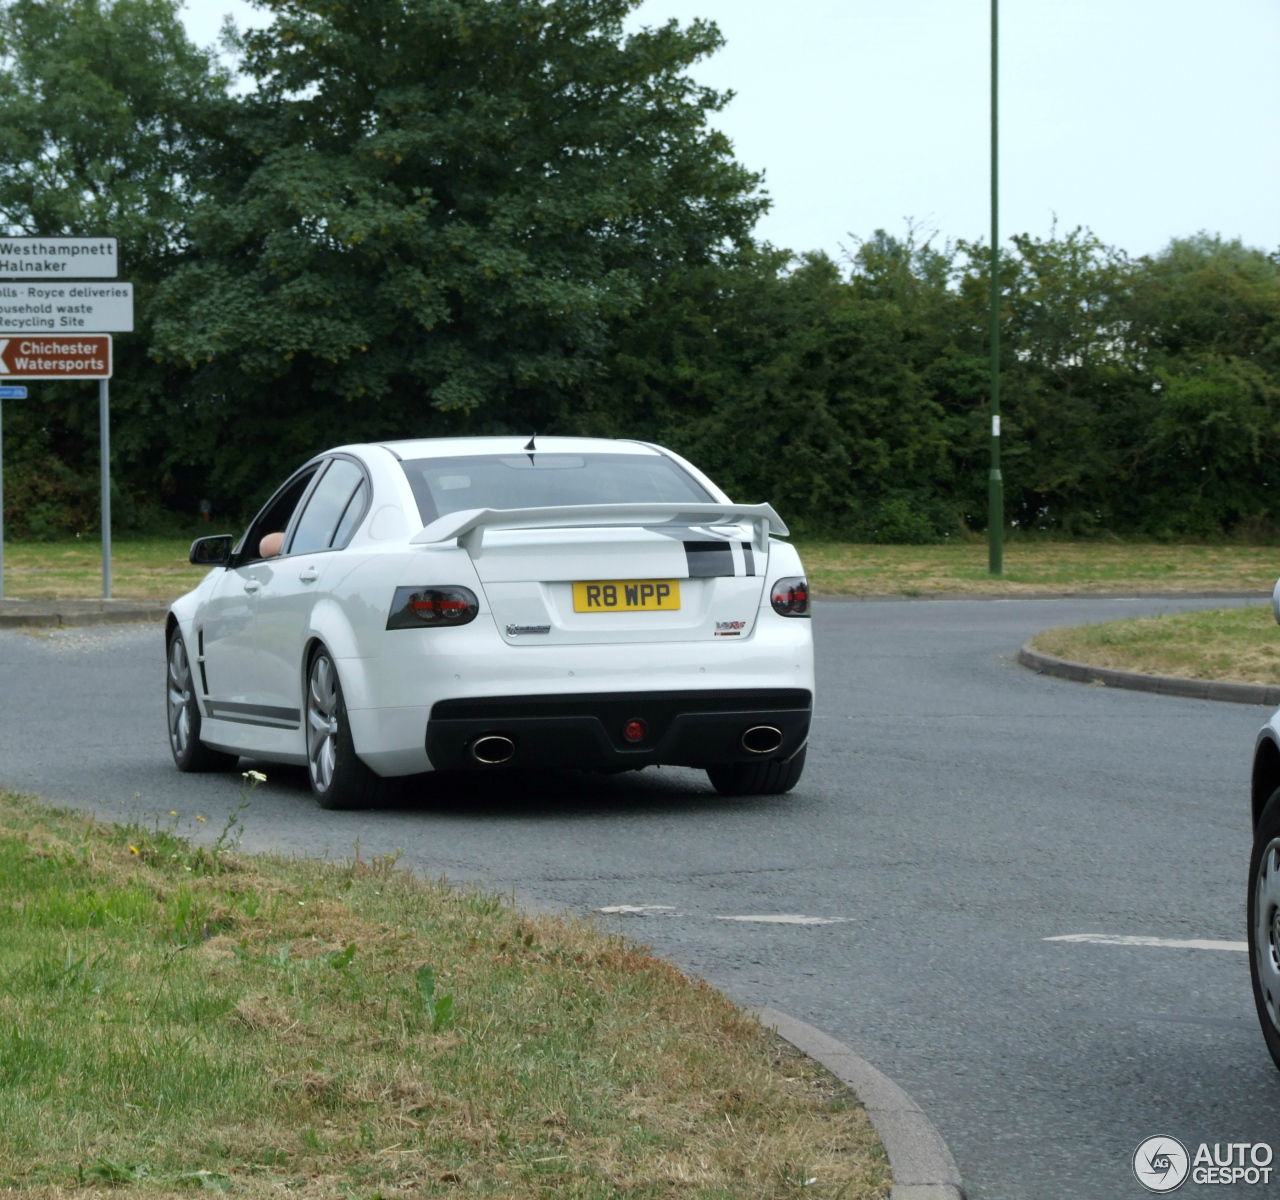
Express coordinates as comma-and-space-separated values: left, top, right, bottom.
190, 534, 235, 566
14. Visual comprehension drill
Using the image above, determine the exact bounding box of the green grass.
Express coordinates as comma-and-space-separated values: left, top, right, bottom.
0, 785, 887, 1199
0, 537, 209, 600
799, 540, 1280, 596
1030, 604, 1280, 685
8, 535, 1271, 602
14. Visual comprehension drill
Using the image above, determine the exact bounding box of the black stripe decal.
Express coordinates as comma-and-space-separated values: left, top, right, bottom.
741, 542, 755, 576
205, 700, 301, 728
208, 714, 299, 729
683, 541, 734, 577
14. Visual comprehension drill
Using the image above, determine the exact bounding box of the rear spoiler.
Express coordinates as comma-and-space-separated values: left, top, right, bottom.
409, 502, 788, 555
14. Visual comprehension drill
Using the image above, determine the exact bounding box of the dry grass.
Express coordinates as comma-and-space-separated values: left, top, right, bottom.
1030, 604, 1280, 685
801, 541, 1280, 597
0, 787, 888, 1199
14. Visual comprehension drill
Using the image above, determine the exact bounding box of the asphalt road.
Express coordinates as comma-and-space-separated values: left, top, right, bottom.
2, 596, 1278, 1198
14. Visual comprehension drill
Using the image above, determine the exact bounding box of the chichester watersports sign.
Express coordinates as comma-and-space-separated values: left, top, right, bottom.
0, 237, 119, 279
0, 335, 112, 379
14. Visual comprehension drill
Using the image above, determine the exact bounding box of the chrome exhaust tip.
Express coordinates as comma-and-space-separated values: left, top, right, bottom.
470, 734, 515, 765
741, 725, 783, 755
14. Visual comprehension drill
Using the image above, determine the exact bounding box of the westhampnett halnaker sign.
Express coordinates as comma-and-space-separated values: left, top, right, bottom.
0, 237, 118, 279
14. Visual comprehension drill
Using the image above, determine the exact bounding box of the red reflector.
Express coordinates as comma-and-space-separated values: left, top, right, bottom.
623, 719, 646, 743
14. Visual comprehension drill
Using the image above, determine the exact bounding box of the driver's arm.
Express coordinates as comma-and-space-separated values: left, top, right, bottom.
259, 531, 285, 558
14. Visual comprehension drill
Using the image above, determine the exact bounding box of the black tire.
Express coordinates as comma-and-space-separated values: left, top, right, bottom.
706, 745, 807, 796
166, 629, 238, 773
1249, 785, 1280, 1072
305, 645, 385, 810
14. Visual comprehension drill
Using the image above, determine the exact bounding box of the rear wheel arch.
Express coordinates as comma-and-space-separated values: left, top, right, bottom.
1254, 736, 1280, 830
303, 641, 385, 809
301, 634, 367, 730
302, 635, 328, 700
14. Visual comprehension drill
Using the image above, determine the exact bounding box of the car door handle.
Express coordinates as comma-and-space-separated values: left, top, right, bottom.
243, 579, 260, 594
299, 567, 319, 584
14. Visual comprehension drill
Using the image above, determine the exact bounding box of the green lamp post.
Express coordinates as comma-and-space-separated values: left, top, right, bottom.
988, 0, 1003, 575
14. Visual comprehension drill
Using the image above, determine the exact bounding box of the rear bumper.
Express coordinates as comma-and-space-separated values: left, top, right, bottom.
425, 688, 811, 773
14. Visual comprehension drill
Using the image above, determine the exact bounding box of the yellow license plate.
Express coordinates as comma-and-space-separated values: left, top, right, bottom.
572, 579, 681, 613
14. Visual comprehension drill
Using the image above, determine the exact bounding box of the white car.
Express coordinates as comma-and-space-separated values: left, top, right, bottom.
166, 436, 815, 808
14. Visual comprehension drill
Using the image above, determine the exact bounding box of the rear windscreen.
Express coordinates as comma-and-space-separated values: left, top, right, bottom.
399, 453, 712, 525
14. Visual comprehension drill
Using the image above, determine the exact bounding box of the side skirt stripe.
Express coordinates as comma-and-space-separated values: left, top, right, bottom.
205, 700, 301, 729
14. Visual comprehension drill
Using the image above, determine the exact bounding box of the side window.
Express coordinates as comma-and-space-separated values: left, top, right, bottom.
288, 459, 367, 555
331, 478, 369, 549
239, 467, 319, 564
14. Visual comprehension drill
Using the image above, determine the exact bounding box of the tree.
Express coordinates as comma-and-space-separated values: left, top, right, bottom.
150, 0, 766, 506
1121, 236, 1280, 535
0, 0, 229, 534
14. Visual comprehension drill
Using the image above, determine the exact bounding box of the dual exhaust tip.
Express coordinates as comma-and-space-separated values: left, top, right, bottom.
470, 734, 516, 765
740, 725, 783, 755
468, 723, 784, 765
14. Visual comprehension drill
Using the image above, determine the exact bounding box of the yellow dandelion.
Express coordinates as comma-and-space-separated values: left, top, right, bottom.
196, 815, 207, 823
129, 845, 139, 855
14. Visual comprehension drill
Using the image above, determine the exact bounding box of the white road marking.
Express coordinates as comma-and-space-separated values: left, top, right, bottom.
715, 914, 847, 925
1045, 933, 1247, 952
595, 905, 675, 914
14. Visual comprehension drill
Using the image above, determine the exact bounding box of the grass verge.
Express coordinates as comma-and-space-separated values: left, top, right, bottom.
1029, 604, 1280, 685
0, 785, 888, 1198
0, 538, 209, 601
800, 541, 1280, 597
1, 536, 1278, 601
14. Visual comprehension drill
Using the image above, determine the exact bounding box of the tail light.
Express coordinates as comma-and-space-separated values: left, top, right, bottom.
770, 577, 809, 617
386, 585, 480, 629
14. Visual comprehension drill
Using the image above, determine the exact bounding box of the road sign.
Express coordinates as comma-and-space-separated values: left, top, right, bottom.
0, 236, 118, 279
0, 282, 133, 334
0, 335, 111, 379
0, 386, 27, 398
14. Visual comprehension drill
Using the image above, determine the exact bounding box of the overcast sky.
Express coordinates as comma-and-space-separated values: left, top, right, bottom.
180, 0, 1280, 261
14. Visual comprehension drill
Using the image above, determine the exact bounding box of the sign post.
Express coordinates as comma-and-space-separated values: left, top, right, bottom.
100, 379, 110, 598
0, 236, 125, 601
0, 385, 26, 600
0, 336, 113, 596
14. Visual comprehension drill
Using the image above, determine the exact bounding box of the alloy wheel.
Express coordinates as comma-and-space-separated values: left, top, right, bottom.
167, 636, 193, 757
1255, 837, 1280, 1031
307, 653, 340, 794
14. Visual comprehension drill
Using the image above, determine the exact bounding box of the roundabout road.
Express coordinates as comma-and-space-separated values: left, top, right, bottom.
2, 595, 1278, 1198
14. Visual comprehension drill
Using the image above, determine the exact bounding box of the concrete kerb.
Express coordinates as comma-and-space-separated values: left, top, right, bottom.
0, 599, 169, 629
759, 1007, 966, 1200
1017, 643, 1280, 707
